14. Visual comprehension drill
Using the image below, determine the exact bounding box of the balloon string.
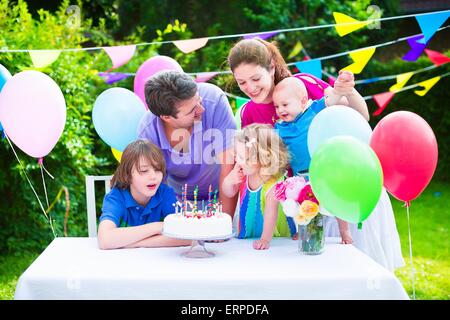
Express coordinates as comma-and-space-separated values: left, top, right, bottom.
40, 165, 50, 208
38, 158, 55, 180
405, 202, 416, 300
4, 134, 56, 238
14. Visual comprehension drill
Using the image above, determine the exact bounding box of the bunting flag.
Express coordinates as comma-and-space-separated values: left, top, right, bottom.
373, 91, 395, 116
195, 72, 219, 83
243, 31, 279, 40
424, 49, 450, 66
173, 38, 209, 53
294, 59, 322, 79
98, 72, 131, 84
103, 45, 136, 70
402, 35, 429, 62
341, 47, 376, 74
333, 12, 370, 37
389, 72, 414, 92
414, 76, 441, 96
415, 11, 450, 44
287, 41, 303, 60
29, 50, 61, 68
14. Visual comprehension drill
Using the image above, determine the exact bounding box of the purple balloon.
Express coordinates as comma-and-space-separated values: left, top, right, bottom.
0, 70, 66, 158
133, 56, 183, 109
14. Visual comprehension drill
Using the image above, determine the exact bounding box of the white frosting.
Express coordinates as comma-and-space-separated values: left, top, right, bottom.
163, 212, 232, 239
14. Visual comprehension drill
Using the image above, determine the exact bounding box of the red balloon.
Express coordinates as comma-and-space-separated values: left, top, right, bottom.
370, 111, 438, 203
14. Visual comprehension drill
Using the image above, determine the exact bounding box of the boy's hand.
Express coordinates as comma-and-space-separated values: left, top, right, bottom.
253, 238, 270, 250
333, 70, 355, 97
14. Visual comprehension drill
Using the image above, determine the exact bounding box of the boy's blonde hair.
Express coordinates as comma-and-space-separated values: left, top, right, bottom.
235, 124, 289, 180
111, 140, 166, 189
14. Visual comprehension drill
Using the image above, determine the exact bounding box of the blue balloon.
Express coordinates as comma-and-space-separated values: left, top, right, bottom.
307, 105, 372, 157
93, 88, 146, 151
0, 64, 12, 131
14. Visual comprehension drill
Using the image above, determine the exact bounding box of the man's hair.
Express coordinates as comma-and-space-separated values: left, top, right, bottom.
144, 70, 197, 118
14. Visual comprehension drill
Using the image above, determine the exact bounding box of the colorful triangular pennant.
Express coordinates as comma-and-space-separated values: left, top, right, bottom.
173, 38, 209, 54
195, 72, 219, 83
294, 59, 322, 79
414, 76, 441, 96
389, 72, 414, 92
333, 12, 370, 37
103, 45, 136, 70
415, 12, 450, 44
243, 31, 279, 40
373, 91, 395, 116
341, 47, 376, 74
424, 49, 450, 66
29, 50, 61, 68
402, 35, 429, 62
287, 41, 303, 60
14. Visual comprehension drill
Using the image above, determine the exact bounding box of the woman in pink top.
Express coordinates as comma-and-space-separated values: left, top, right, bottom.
227, 38, 369, 128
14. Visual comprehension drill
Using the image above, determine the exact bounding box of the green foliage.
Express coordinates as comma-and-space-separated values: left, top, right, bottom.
0, 0, 160, 253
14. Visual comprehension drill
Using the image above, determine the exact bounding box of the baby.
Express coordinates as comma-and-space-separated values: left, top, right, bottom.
272, 71, 370, 244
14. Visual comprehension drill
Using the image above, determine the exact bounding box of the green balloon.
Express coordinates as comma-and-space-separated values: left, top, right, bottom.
309, 136, 383, 224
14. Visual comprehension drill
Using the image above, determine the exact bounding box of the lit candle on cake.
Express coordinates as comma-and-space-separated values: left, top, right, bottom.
193, 185, 198, 213
183, 184, 187, 215
208, 184, 212, 213
213, 189, 218, 215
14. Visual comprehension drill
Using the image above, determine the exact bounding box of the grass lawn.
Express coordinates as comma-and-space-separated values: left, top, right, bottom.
0, 180, 448, 300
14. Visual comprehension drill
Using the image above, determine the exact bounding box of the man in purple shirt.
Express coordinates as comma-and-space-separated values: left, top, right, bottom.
137, 71, 237, 215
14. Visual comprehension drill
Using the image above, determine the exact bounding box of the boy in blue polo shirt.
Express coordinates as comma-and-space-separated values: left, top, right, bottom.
98, 140, 191, 249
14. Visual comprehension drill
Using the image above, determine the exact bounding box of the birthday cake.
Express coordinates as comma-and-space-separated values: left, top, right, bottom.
163, 186, 233, 239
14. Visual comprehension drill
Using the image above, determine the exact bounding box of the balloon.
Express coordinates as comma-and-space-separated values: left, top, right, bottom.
133, 56, 183, 109
111, 148, 122, 162
308, 105, 372, 156
0, 64, 12, 132
370, 111, 438, 203
93, 88, 146, 152
309, 136, 383, 224
0, 70, 66, 158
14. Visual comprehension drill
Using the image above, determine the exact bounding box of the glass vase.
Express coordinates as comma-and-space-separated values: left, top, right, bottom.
298, 214, 324, 255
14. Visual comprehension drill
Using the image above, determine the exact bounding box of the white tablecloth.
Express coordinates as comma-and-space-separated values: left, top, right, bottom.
14, 237, 409, 300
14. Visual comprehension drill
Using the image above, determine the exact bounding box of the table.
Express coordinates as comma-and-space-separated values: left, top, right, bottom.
14, 237, 409, 300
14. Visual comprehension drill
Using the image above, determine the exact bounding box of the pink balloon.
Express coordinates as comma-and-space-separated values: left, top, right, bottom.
370, 111, 438, 204
133, 56, 183, 109
0, 70, 66, 158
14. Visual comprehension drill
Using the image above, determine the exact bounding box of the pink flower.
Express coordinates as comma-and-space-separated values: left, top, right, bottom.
297, 183, 319, 205
273, 181, 287, 201
285, 176, 307, 200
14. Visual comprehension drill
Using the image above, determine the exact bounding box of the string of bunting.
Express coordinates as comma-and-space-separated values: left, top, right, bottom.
0, 9, 448, 72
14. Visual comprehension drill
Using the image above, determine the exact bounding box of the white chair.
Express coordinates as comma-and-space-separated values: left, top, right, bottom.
85, 175, 113, 237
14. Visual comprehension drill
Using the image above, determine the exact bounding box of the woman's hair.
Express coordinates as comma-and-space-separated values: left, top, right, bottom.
235, 123, 289, 180
111, 140, 166, 189
227, 38, 291, 85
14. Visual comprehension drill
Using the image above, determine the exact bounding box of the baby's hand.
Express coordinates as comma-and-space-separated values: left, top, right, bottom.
340, 230, 353, 245
253, 238, 270, 250
333, 70, 355, 96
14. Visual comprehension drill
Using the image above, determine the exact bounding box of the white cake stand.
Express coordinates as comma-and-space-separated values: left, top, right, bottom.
163, 232, 235, 258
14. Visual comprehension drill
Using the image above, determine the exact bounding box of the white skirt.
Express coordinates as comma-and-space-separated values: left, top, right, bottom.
323, 188, 405, 272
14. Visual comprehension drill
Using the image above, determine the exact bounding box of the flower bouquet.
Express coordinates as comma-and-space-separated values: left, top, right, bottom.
274, 176, 325, 255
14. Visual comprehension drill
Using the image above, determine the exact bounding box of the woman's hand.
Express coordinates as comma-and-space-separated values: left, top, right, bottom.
253, 238, 270, 250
